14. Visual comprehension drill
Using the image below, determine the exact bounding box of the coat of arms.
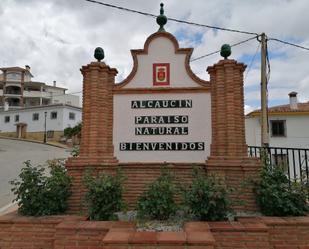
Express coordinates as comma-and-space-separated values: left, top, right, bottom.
153, 63, 170, 86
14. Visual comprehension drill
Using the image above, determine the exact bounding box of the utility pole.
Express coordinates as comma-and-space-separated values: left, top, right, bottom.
260, 33, 269, 148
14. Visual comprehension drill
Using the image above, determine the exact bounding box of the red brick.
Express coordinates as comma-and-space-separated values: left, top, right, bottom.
130, 231, 157, 244
157, 231, 186, 244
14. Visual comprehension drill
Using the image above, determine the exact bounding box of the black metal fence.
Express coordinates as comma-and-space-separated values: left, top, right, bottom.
248, 146, 309, 184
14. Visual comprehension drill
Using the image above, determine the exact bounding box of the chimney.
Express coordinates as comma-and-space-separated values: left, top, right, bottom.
288, 91, 298, 110
53, 80, 56, 87
25, 65, 31, 71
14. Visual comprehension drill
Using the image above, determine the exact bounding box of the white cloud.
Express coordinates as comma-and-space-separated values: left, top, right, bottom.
244, 104, 254, 115
0, 0, 308, 109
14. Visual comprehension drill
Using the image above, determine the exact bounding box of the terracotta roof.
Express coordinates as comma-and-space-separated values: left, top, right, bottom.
247, 102, 309, 117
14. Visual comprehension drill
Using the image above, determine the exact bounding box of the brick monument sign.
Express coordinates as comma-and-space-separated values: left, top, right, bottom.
65, 7, 260, 214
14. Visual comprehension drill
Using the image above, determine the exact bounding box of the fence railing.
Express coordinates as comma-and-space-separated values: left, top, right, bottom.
248, 146, 309, 184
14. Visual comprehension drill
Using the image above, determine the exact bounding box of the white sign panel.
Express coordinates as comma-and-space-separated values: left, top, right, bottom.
113, 92, 211, 162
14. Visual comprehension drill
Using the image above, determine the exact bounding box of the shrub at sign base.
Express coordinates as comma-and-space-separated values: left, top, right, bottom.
83, 169, 125, 220
183, 169, 232, 221
254, 158, 309, 216
137, 169, 177, 220
10, 160, 72, 216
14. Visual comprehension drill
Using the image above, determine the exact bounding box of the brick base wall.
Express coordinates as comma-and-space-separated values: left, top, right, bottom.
1, 212, 309, 249
66, 157, 261, 214
65, 160, 206, 214
206, 156, 261, 212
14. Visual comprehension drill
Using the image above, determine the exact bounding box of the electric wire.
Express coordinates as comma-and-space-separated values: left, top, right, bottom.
84, 0, 309, 54
268, 38, 309, 51
84, 0, 258, 36
244, 42, 260, 81
191, 35, 258, 62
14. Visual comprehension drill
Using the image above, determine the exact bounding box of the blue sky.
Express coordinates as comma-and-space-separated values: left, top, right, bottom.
1, 0, 309, 113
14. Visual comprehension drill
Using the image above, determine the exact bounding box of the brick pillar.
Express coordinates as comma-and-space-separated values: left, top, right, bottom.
207, 59, 247, 157
206, 59, 261, 212
66, 61, 119, 214
78, 62, 117, 161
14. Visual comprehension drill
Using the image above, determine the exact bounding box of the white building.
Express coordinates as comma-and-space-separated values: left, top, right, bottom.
245, 92, 309, 149
246, 92, 309, 180
0, 66, 79, 109
0, 104, 81, 141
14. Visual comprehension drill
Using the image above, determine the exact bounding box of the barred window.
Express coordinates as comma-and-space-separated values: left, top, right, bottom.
50, 111, 57, 119
32, 113, 39, 121
271, 120, 286, 137
69, 112, 75, 120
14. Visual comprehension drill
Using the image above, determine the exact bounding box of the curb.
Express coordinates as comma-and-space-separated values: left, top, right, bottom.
0, 136, 69, 149
0, 202, 17, 216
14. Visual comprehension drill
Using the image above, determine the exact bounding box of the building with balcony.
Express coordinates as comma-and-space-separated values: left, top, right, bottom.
0, 65, 79, 109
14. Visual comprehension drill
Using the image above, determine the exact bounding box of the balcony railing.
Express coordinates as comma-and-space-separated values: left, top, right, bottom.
248, 146, 309, 184
4, 91, 22, 95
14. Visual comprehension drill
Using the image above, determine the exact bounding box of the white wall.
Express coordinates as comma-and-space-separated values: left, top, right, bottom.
123, 36, 201, 88
245, 115, 309, 149
0, 106, 81, 133
62, 108, 82, 129
52, 94, 80, 107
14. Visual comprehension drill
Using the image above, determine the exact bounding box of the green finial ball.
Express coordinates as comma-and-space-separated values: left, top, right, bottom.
94, 47, 104, 62
220, 44, 231, 59
156, 2, 167, 32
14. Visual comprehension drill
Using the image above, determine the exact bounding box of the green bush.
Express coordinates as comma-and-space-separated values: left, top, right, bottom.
254, 160, 309, 216
83, 170, 125, 220
64, 127, 73, 138
10, 160, 72, 216
137, 169, 177, 220
64, 123, 82, 138
183, 169, 232, 221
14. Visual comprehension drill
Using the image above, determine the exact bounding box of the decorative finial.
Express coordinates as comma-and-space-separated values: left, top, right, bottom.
220, 44, 231, 59
156, 3, 167, 32
94, 47, 104, 62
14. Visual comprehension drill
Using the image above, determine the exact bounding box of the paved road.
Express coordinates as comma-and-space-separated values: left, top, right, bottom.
0, 138, 70, 209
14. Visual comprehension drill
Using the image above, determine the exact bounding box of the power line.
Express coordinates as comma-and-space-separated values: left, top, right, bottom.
244, 42, 260, 81
168, 17, 257, 36
191, 35, 258, 62
269, 38, 309, 51
84, 0, 309, 54
84, 0, 258, 36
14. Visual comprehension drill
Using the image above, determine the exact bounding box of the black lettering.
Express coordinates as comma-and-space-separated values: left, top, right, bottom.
119, 142, 205, 151
131, 100, 192, 109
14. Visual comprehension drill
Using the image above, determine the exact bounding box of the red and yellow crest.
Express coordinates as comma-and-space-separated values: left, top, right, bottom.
153, 63, 170, 86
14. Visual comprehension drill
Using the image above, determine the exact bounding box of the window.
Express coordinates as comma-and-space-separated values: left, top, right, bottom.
4, 116, 10, 123
69, 112, 75, 120
15, 115, 19, 122
50, 111, 57, 119
47, 130, 54, 138
271, 120, 286, 137
32, 113, 39, 121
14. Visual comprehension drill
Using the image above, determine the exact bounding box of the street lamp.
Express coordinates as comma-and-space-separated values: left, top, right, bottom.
44, 111, 47, 143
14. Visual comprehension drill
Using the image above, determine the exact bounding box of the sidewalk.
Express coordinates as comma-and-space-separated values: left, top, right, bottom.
0, 136, 69, 149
